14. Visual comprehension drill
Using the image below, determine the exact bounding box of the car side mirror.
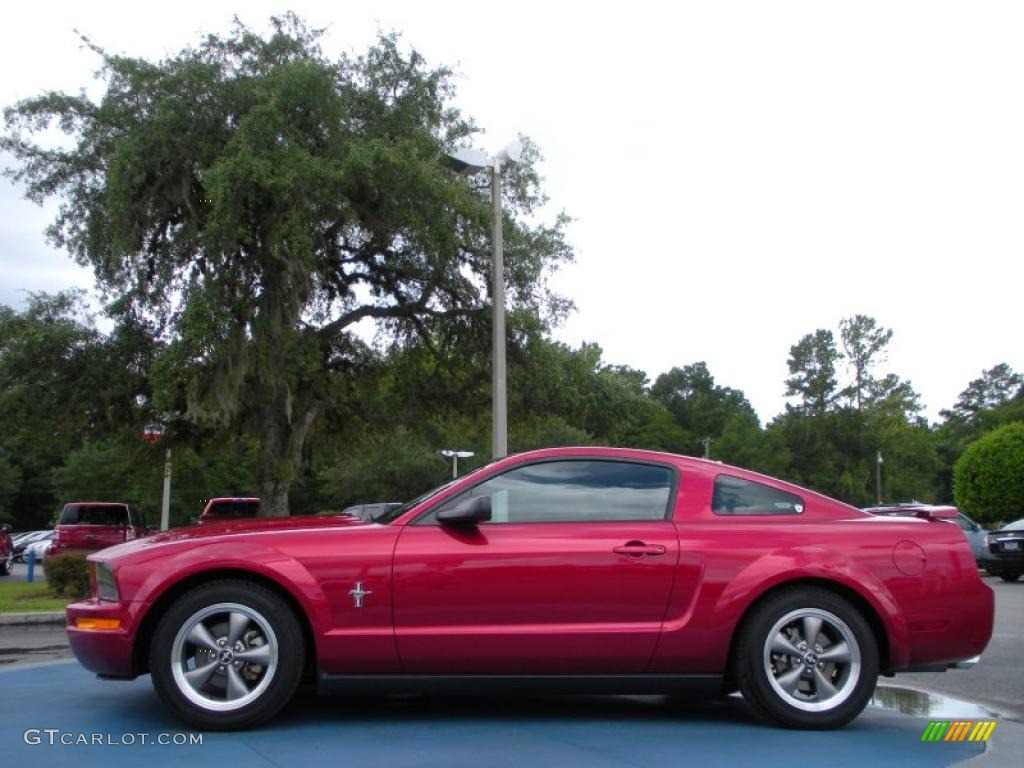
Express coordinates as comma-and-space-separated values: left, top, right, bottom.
437, 495, 491, 527
0, 523, 10, 533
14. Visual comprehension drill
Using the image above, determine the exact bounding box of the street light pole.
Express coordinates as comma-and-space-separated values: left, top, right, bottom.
490, 164, 507, 461
444, 141, 521, 461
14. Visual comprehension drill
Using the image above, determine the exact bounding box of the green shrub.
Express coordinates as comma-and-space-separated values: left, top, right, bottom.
45, 551, 91, 599
953, 422, 1024, 525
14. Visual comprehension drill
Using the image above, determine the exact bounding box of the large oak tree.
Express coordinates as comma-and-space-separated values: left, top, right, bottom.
3, 15, 572, 515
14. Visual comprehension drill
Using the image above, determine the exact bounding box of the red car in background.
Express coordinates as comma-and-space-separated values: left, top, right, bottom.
1, 524, 13, 575
65, 447, 993, 731
49, 502, 147, 555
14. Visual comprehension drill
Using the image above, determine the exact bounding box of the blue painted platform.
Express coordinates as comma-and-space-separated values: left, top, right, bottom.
0, 661, 983, 767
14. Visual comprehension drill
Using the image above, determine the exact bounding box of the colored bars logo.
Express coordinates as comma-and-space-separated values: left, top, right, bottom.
921, 721, 997, 742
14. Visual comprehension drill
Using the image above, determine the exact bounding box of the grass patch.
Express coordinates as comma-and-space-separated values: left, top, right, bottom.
0, 580, 70, 613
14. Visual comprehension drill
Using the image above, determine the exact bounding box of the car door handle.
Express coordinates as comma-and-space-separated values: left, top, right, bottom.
613, 542, 667, 557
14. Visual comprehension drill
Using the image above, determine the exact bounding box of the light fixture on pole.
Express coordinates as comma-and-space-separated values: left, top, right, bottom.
439, 449, 475, 479
444, 140, 522, 460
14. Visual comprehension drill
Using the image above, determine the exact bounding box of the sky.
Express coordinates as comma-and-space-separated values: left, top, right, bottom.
1, 0, 1021, 424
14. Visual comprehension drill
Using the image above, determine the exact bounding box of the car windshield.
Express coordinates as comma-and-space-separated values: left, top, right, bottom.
374, 481, 457, 525
373, 459, 503, 525
1001, 519, 1024, 531
59, 505, 126, 525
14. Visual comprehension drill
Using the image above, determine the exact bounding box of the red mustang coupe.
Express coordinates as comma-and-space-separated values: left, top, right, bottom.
66, 447, 993, 731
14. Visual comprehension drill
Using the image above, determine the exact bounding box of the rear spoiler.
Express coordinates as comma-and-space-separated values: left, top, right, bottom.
911, 506, 958, 521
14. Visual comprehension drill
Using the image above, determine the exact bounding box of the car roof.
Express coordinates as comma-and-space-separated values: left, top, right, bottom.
391, 446, 865, 525
63, 501, 129, 508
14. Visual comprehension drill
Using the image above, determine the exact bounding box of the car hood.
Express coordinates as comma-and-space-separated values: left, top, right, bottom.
93, 513, 370, 560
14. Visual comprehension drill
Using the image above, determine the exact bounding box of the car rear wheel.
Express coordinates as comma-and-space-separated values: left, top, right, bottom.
1, 551, 12, 575
735, 587, 878, 729
999, 573, 1020, 582
149, 580, 305, 730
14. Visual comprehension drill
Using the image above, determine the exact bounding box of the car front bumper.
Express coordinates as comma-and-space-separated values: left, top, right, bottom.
65, 599, 140, 679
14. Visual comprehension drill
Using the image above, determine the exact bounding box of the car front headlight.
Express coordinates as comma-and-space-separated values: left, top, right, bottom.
94, 562, 120, 602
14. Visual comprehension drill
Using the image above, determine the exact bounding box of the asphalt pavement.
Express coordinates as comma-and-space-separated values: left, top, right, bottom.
0, 661, 994, 768
7, 561, 48, 581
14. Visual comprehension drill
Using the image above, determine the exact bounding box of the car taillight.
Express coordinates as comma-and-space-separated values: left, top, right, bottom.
51, 530, 59, 547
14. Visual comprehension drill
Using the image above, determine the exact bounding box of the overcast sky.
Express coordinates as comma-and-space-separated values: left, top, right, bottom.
2, 0, 1021, 424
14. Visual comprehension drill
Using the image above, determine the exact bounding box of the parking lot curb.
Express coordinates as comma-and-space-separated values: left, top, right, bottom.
0, 611, 65, 626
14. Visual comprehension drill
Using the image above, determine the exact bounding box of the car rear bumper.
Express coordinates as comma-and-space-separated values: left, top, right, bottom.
65, 600, 138, 679
950, 654, 981, 669
982, 553, 1024, 574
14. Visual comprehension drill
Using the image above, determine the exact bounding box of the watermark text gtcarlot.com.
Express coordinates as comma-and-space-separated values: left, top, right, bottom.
24, 729, 203, 746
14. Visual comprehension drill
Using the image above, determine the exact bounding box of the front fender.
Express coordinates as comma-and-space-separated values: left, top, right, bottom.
116, 541, 331, 639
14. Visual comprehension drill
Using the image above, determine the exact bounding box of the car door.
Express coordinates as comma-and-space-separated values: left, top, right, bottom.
392, 458, 680, 674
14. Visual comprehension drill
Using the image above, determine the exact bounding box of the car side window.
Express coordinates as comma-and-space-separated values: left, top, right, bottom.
422, 459, 674, 524
712, 474, 804, 516
953, 514, 975, 532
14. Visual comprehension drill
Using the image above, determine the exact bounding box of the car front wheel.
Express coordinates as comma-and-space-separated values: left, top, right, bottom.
999, 572, 1020, 582
735, 587, 878, 729
1, 551, 12, 575
149, 580, 305, 730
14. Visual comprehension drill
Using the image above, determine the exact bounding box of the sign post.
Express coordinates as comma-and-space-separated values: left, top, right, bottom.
144, 422, 171, 530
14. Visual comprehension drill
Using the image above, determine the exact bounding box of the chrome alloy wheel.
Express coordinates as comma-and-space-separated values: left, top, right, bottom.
170, 602, 279, 712
762, 607, 861, 713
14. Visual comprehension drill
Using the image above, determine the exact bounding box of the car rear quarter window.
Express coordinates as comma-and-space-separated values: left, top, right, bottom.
59, 505, 128, 525
425, 459, 675, 524
712, 475, 804, 516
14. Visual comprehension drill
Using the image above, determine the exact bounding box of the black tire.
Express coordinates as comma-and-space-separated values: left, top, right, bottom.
149, 579, 305, 730
0, 552, 12, 576
999, 573, 1020, 582
734, 587, 878, 729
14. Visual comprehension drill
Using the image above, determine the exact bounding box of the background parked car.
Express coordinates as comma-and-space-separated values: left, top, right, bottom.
12, 530, 53, 562
863, 503, 988, 564
49, 502, 146, 554
338, 502, 402, 522
24, 531, 54, 561
982, 518, 1024, 582
196, 497, 260, 525
1, 524, 12, 575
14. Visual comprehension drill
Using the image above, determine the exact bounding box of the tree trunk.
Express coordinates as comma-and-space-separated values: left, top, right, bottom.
256, 402, 320, 517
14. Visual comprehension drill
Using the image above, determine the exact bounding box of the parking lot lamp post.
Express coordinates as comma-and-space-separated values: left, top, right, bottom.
439, 449, 475, 479
444, 141, 522, 460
